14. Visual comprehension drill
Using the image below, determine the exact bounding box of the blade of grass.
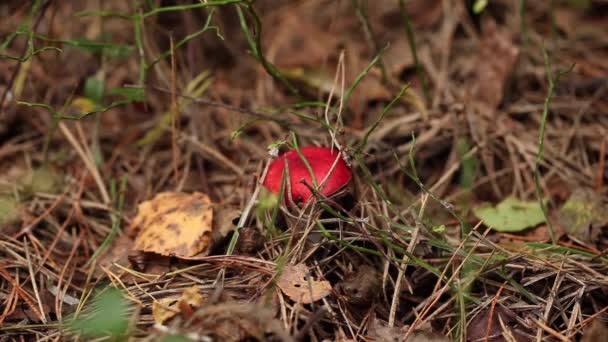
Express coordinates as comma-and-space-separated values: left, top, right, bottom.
0, 46, 62, 61
342, 44, 389, 108
350, 0, 387, 83
290, 132, 318, 188
133, 7, 146, 86
235, 3, 300, 97
18, 99, 134, 120
88, 175, 128, 264
146, 8, 222, 70
357, 84, 409, 154
226, 157, 272, 255
398, 0, 430, 103
0, 0, 50, 111
142, 0, 243, 18
315, 220, 442, 276
534, 46, 574, 244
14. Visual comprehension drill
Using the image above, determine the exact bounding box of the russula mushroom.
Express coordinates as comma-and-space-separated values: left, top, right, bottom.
263, 146, 352, 203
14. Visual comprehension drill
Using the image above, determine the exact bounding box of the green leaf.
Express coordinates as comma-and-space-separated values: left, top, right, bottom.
456, 138, 476, 189
267, 140, 287, 151
258, 187, 278, 211
473, 0, 488, 14
108, 86, 145, 102
473, 197, 546, 232
432, 224, 446, 233
68, 287, 130, 338
19, 165, 61, 195
84, 76, 105, 104
67, 37, 133, 57
567, 0, 591, 10
0, 195, 21, 227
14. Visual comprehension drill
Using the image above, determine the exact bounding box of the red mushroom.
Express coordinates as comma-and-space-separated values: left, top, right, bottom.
263, 146, 352, 204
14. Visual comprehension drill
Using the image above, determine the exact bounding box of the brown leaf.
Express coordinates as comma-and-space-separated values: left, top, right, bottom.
466, 306, 531, 342
96, 233, 134, 273
473, 19, 520, 114
212, 206, 241, 241
277, 264, 331, 304
131, 192, 214, 257
368, 319, 449, 342
265, 13, 338, 69
369, 0, 443, 30
367, 318, 404, 342
382, 38, 415, 77
554, 6, 579, 38
336, 264, 381, 306
581, 319, 608, 342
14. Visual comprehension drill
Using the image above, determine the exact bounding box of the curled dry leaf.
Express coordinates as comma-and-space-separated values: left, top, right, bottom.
131, 192, 214, 257
336, 264, 381, 306
473, 19, 519, 114
557, 188, 608, 243
152, 286, 205, 324
277, 264, 331, 304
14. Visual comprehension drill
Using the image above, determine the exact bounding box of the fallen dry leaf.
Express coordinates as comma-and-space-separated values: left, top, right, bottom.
131, 192, 214, 257
152, 286, 205, 324
466, 306, 531, 342
368, 319, 449, 342
336, 264, 381, 306
557, 188, 608, 243
581, 318, 608, 342
265, 12, 338, 69
277, 264, 331, 304
473, 19, 520, 114
382, 38, 415, 77
96, 233, 134, 274
369, 0, 443, 30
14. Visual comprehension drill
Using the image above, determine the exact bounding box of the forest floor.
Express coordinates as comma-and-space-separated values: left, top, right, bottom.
0, 0, 607, 341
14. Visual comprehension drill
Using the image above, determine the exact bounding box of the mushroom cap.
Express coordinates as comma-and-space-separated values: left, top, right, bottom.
263, 146, 352, 203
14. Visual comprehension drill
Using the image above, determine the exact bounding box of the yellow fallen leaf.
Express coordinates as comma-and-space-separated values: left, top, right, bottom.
152, 297, 179, 324
131, 192, 214, 257
277, 264, 331, 304
152, 286, 205, 324
70, 97, 97, 113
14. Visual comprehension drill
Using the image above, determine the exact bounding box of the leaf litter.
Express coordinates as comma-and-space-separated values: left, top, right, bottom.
277, 264, 332, 304
557, 188, 608, 243
152, 286, 206, 324
1, 0, 608, 341
131, 192, 216, 257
